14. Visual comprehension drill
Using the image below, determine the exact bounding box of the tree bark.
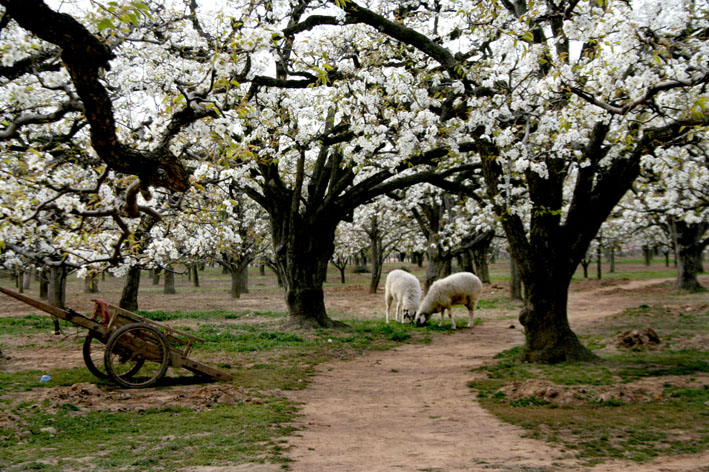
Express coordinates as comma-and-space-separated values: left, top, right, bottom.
580, 259, 591, 278
163, 268, 176, 294
239, 264, 249, 294
48, 265, 66, 334
642, 245, 653, 266
119, 266, 141, 311
670, 219, 708, 291
519, 283, 593, 363
230, 269, 241, 298
510, 257, 523, 301
84, 273, 100, 293
367, 216, 384, 294
272, 217, 345, 328
472, 234, 492, 283
191, 264, 200, 288
39, 268, 48, 299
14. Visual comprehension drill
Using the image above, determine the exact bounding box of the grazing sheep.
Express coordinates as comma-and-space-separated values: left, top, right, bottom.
414, 272, 483, 329
385, 269, 422, 324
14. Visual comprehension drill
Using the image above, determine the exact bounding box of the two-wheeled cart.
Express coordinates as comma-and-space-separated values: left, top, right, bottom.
0, 286, 232, 388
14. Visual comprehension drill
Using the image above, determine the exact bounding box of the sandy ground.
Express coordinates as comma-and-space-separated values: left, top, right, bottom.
282, 277, 709, 472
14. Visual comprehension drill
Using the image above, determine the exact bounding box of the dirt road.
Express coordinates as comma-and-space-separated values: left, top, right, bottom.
284, 278, 709, 471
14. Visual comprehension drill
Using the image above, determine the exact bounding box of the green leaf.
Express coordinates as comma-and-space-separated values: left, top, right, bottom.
97, 19, 115, 31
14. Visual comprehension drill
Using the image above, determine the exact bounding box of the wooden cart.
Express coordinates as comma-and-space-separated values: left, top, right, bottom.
0, 286, 233, 388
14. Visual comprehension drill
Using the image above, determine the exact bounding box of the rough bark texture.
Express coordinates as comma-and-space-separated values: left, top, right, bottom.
230, 269, 241, 298
84, 274, 100, 293
119, 266, 141, 311
510, 257, 523, 301
38, 269, 48, 299
367, 217, 383, 294
47, 265, 66, 334
670, 219, 708, 291
163, 269, 176, 295
191, 265, 200, 288
472, 233, 493, 283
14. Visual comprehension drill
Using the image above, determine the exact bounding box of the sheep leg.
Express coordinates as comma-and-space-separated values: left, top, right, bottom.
467, 300, 478, 328
385, 296, 392, 324
449, 307, 457, 330
395, 300, 402, 323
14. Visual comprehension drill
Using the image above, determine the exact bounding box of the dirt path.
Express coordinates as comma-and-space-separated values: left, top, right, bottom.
284, 278, 709, 471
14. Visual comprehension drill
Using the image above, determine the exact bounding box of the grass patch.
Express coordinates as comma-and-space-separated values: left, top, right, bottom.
2, 400, 296, 471
469, 304, 709, 465
0, 310, 438, 470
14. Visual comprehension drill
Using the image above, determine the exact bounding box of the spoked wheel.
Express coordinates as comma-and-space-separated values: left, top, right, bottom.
83, 334, 145, 380
104, 323, 170, 388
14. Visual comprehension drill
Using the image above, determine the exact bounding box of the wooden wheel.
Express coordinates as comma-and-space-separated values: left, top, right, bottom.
104, 323, 170, 388
83, 334, 145, 380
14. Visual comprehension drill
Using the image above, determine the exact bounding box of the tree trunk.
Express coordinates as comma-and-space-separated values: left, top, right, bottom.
510, 257, 522, 301
39, 268, 48, 299
670, 219, 708, 291
16, 270, 24, 294
272, 219, 344, 328
192, 265, 200, 288
423, 254, 447, 293
472, 240, 491, 283
580, 259, 591, 278
152, 268, 161, 285
164, 269, 176, 294
339, 266, 346, 284
22, 271, 31, 290
519, 282, 594, 363
48, 265, 66, 334
368, 218, 383, 294
596, 243, 602, 280
607, 246, 615, 273
84, 273, 100, 293
230, 269, 241, 298
461, 250, 474, 273
239, 264, 249, 294
119, 266, 141, 311
642, 245, 653, 266
266, 261, 284, 287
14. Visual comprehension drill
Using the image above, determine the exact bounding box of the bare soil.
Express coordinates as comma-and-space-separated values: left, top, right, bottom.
283, 276, 709, 472
1, 271, 708, 471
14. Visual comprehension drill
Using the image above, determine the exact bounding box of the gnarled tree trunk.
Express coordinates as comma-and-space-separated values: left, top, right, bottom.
119, 266, 141, 311
670, 219, 708, 291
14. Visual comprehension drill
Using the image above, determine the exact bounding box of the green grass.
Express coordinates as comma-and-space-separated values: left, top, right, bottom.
469, 304, 709, 465
2, 400, 296, 471
0, 310, 438, 471
0, 315, 60, 337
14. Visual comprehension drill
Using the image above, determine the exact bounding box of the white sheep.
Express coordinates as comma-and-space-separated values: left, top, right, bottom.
414, 272, 483, 329
384, 269, 422, 324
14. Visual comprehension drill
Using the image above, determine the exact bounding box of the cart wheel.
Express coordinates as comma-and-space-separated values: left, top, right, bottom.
104, 323, 170, 389
83, 334, 144, 380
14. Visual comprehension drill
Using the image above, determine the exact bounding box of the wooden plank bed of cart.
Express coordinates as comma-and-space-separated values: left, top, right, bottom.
0, 286, 232, 388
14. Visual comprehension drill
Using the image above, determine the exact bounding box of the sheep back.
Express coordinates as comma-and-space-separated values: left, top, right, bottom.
385, 270, 422, 312
418, 272, 483, 316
